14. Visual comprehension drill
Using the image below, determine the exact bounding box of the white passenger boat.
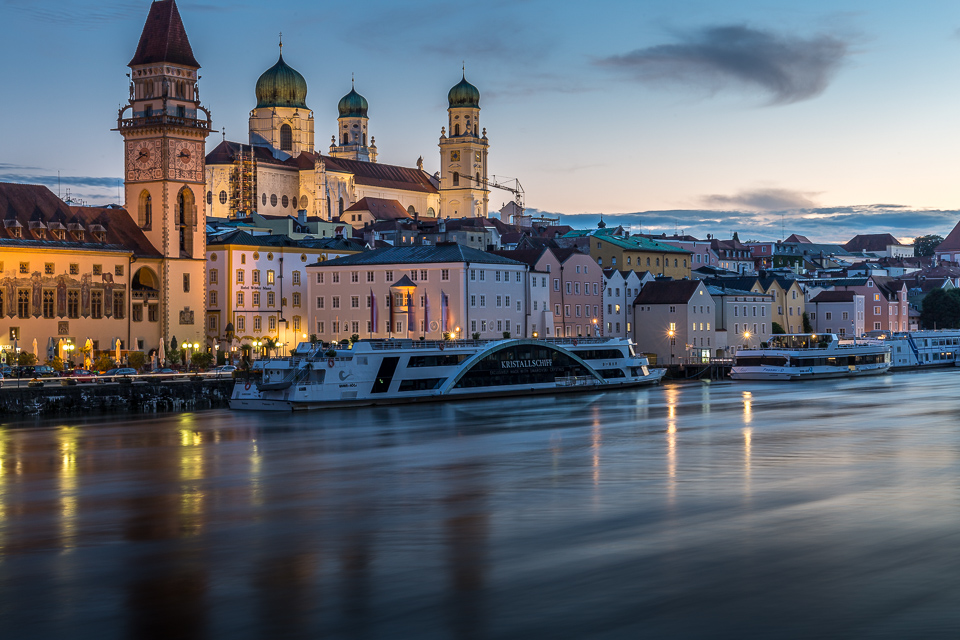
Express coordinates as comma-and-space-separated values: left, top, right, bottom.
730, 333, 891, 381
230, 337, 666, 411
869, 330, 960, 370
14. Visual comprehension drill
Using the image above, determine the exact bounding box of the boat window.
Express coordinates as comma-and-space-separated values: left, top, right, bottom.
407, 354, 469, 367
398, 378, 445, 392
453, 344, 592, 389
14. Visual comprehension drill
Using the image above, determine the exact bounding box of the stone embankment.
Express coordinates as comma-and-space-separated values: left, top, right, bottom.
0, 376, 238, 417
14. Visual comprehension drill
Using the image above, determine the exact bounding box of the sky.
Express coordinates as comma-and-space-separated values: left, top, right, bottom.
2, 0, 960, 243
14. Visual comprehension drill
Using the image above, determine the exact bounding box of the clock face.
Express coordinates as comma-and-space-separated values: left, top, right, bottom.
168, 140, 202, 182
450, 150, 460, 162
126, 140, 160, 181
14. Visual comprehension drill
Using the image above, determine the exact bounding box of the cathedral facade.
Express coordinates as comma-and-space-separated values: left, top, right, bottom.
204, 47, 490, 223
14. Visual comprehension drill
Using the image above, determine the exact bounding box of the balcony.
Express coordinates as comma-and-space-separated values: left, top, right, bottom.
116, 114, 211, 131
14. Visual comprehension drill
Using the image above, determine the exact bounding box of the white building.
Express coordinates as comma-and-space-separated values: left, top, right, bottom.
706, 285, 774, 355
806, 290, 865, 337
602, 269, 652, 338
633, 280, 715, 364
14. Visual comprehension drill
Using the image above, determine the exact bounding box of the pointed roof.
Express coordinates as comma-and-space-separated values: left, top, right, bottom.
129, 0, 199, 68
390, 275, 417, 288
935, 219, 960, 253
634, 280, 704, 305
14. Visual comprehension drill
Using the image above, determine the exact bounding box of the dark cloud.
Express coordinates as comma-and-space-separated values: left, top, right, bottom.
703, 188, 818, 211
596, 25, 848, 105
524, 206, 960, 244
0, 174, 121, 189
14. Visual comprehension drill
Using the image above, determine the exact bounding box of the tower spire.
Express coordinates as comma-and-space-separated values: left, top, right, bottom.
279, 32, 283, 55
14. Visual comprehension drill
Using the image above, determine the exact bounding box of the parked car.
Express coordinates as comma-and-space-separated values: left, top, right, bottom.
65, 368, 97, 383
100, 367, 137, 382
211, 365, 237, 378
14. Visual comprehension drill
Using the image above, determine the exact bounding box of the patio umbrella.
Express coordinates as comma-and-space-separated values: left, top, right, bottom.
32, 338, 38, 359
115, 338, 121, 362
57, 338, 64, 360
83, 338, 93, 369
158, 338, 166, 367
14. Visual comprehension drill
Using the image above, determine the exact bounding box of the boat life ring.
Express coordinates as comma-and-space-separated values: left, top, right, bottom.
573, 339, 579, 347
244, 381, 252, 390
439, 343, 445, 351
327, 358, 335, 368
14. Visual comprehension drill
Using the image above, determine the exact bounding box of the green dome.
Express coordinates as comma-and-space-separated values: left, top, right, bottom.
338, 87, 368, 118
255, 54, 308, 109
448, 74, 480, 108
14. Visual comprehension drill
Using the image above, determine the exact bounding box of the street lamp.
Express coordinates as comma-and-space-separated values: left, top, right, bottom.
455, 326, 461, 341
181, 341, 189, 366
592, 317, 598, 337
668, 329, 676, 363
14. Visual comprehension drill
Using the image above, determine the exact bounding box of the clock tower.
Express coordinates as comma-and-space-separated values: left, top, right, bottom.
117, 0, 211, 343
438, 73, 489, 218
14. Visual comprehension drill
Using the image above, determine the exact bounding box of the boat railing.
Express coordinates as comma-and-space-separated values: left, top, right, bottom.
555, 375, 604, 387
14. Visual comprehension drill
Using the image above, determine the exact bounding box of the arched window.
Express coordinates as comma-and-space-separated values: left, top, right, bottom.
327, 196, 332, 218
427, 207, 435, 217
453, 172, 459, 186
280, 124, 293, 151
177, 187, 195, 254
219, 190, 227, 205
454, 124, 461, 136
338, 197, 344, 217
407, 205, 416, 217
363, 133, 367, 146
300, 195, 308, 210
476, 172, 481, 186
138, 190, 152, 229
342, 133, 349, 145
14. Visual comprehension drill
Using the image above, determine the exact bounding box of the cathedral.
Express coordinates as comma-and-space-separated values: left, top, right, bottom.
205, 42, 491, 222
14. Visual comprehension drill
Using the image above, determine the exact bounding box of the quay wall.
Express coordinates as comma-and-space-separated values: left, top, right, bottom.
0, 378, 236, 418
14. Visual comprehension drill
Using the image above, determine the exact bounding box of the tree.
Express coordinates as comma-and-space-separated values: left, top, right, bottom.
94, 353, 114, 372
17, 352, 37, 366
46, 356, 65, 372
127, 351, 147, 371
191, 352, 214, 370
801, 312, 813, 333
914, 234, 944, 257
772, 322, 786, 335
920, 288, 960, 329
350, 334, 360, 344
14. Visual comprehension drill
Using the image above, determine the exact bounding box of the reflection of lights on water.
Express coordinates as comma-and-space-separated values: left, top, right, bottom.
666, 387, 678, 502
742, 391, 753, 425
250, 440, 264, 507
179, 428, 206, 536
58, 428, 79, 550
744, 427, 752, 472
591, 423, 601, 486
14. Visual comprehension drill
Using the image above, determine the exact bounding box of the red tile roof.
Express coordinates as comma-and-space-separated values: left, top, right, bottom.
935, 220, 960, 253
322, 156, 439, 193
345, 197, 411, 221
129, 0, 199, 68
0, 183, 160, 257
843, 233, 902, 252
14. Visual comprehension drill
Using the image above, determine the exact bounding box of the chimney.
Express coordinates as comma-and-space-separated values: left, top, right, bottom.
297, 210, 306, 225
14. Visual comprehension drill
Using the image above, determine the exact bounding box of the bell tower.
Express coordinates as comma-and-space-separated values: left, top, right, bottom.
116, 0, 211, 342
329, 80, 377, 163
438, 72, 489, 218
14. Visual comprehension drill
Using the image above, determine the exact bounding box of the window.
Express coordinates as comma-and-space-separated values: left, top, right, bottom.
332, 273, 340, 284
576, 305, 581, 317
825, 312, 832, 320
565, 305, 571, 317
70, 263, 79, 275
333, 296, 341, 309
183, 274, 190, 292
480, 271, 485, 281
351, 296, 359, 308
210, 269, 218, 284
874, 306, 881, 315
67, 290, 79, 318
237, 292, 244, 307
441, 269, 449, 281
254, 316, 262, 332
91, 291, 103, 319
18, 262, 29, 275
317, 296, 324, 309
280, 124, 293, 151
842, 311, 849, 320
237, 269, 244, 284
42, 290, 54, 318
385, 270, 393, 282
269, 316, 277, 331
293, 271, 301, 285
148, 305, 158, 322
267, 270, 276, 285
453, 172, 459, 186
471, 295, 476, 307
133, 305, 143, 322
211, 291, 218, 307
480, 295, 486, 307
293, 292, 301, 307
421, 270, 428, 281
316, 272, 324, 284
555, 304, 561, 316
267, 292, 275, 307
113, 291, 125, 319
219, 190, 228, 205
253, 270, 261, 284
44, 262, 55, 275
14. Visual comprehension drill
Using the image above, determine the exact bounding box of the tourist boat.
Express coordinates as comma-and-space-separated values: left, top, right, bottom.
730, 333, 891, 381
230, 337, 666, 411
864, 330, 960, 370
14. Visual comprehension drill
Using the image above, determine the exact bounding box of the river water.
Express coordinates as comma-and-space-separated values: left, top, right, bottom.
1, 371, 959, 639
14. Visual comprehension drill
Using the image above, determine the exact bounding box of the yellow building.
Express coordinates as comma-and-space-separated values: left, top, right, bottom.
563, 228, 692, 279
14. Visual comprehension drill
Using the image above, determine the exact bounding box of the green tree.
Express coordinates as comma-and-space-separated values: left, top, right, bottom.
801, 312, 813, 333
920, 288, 960, 329
94, 353, 114, 372
191, 352, 214, 370
914, 234, 944, 257
46, 356, 65, 372
127, 351, 147, 371
771, 322, 786, 335
350, 334, 360, 344
17, 352, 37, 366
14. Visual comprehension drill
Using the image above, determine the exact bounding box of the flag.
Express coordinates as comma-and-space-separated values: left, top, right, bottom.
424, 291, 431, 333
406, 293, 415, 332
440, 290, 448, 333
370, 289, 378, 335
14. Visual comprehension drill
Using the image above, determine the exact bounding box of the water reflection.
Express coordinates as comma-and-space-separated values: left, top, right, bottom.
0, 373, 959, 638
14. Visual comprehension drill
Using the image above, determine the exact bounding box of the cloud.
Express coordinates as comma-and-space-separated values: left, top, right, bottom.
702, 188, 819, 211
0, 174, 122, 189
596, 25, 848, 105
524, 205, 960, 244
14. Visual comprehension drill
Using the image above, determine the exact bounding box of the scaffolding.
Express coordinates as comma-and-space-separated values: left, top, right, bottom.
229, 146, 257, 217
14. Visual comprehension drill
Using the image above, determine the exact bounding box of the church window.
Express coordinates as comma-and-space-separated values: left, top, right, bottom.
67, 291, 79, 318
177, 187, 195, 254
16, 289, 29, 318
338, 198, 344, 216
363, 133, 367, 146
453, 172, 459, 186
454, 124, 461, 135
219, 190, 227, 205
176, 105, 185, 118
407, 205, 416, 217
427, 207, 435, 217
113, 292, 125, 319
207, 191, 213, 205
300, 196, 308, 209
42, 290, 54, 319
183, 274, 190, 293
282, 196, 289, 208
327, 196, 332, 217
91, 291, 103, 319
280, 124, 293, 151
271, 194, 278, 207
138, 191, 152, 229
262, 193, 267, 206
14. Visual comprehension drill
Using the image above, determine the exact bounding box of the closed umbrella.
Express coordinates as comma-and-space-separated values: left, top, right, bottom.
32, 338, 38, 360
83, 338, 93, 369
115, 338, 121, 363
158, 338, 166, 368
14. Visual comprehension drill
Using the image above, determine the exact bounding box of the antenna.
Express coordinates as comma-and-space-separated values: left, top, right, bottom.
58, 171, 61, 199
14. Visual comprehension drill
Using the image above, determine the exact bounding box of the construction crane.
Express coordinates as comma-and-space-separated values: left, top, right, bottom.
485, 175, 524, 223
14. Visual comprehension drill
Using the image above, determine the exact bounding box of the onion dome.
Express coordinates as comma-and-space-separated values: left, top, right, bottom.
448, 74, 480, 108
255, 54, 308, 109
338, 87, 368, 118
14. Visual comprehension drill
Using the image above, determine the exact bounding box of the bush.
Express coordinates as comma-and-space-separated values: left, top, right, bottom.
127, 351, 147, 371
93, 353, 114, 372
191, 352, 215, 370
443, 332, 451, 341
472, 332, 481, 340
350, 334, 360, 344
502, 332, 511, 339
801, 312, 813, 333
46, 356, 65, 372
17, 352, 37, 366
771, 322, 786, 335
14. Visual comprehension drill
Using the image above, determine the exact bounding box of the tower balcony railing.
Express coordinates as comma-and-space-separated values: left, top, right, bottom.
116, 114, 212, 131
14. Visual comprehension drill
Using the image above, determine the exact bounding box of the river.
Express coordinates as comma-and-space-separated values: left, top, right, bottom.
1, 371, 959, 639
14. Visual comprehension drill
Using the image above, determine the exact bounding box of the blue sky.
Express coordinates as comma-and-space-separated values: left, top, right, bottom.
2, 0, 960, 242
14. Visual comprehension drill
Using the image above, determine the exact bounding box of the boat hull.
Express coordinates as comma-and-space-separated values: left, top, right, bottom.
730, 364, 890, 381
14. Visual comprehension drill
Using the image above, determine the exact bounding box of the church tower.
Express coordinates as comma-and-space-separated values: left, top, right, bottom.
248, 42, 314, 159
438, 73, 489, 218
117, 0, 210, 342
329, 81, 377, 163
